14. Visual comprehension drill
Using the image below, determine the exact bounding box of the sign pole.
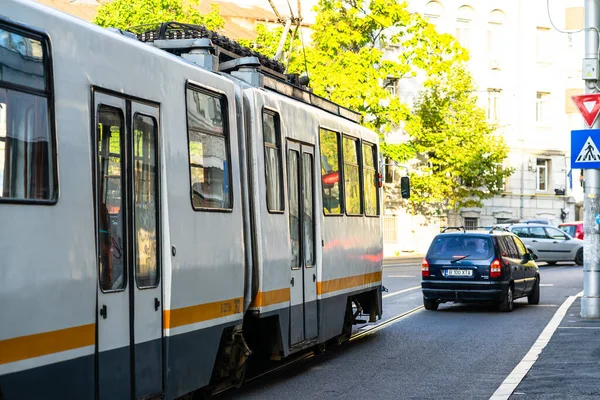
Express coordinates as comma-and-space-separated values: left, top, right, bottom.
582, 0, 600, 319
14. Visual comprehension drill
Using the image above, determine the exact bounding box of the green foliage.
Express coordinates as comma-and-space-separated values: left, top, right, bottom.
406, 65, 514, 217
246, 0, 511, 216
300, 0, 467, 136
93, 0, 224, 31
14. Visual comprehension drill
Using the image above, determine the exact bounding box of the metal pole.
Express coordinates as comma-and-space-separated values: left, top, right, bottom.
520, 148, 525, 219
581, 0, 600, 318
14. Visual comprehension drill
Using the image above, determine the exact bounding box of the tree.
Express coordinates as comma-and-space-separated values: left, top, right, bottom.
406, 65, 514, 221
246, 1, 512, 218
93, 0, 224, 31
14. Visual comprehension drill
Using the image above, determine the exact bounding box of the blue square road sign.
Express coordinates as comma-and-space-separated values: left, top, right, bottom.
571, 129, 600, 169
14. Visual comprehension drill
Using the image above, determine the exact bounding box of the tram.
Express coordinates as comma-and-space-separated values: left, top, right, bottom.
0, 1, 408, 399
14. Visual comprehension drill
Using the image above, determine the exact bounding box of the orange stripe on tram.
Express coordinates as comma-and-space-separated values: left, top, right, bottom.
163, 297, 244, 329
317, 271, 382, 295
250, 288, 291, 308
0, 323, 95, 365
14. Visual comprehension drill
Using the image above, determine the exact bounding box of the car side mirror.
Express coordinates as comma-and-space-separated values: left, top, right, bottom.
401, 176, 410, 199
528, 252, 538, 261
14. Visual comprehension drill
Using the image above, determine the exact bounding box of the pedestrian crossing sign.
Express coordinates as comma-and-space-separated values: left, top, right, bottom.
572, 129, 600, 169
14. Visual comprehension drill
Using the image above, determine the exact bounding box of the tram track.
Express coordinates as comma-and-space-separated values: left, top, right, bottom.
211, 305, 424, 397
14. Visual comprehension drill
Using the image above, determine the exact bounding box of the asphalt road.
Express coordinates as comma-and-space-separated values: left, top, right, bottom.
216, 262, 583, 400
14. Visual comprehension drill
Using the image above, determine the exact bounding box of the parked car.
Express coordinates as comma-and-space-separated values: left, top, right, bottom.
558, 221, 584, 240
504, 223, 584, 265
421, 227, 540, 312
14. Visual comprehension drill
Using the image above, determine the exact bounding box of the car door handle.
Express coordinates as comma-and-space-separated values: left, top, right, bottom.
553, 241, 558, 244
99, 305, 107, 319
532, 240, 538, 243
154, 298, 160, 311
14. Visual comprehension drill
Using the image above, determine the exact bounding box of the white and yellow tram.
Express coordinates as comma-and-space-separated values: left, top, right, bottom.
0, 1, 408, 399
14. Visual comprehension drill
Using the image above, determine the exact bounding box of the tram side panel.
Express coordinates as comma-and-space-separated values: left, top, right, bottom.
239, 89, 294, 358
161, 76, 246, 398
0, 3, 97, 399
317, 122, 384, 342
239, 87, 383, 357
1, 2, 248, 399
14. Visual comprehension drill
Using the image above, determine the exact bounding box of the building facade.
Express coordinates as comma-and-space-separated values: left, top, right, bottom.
382, 0, 585, 255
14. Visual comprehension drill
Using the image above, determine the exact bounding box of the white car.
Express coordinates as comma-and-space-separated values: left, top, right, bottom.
504, 223, 584, 265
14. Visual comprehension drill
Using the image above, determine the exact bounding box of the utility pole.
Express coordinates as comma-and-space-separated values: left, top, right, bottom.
581, 0, 600, 318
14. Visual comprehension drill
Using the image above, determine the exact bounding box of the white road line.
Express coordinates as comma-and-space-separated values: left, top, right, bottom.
542, 266, 572, 271
558, 326, 600, 329
529, 304, 558, 307
386, 275, 417, 278
489, 290, 583, 400
539, 284, 554, 287
382, 285, 421, 299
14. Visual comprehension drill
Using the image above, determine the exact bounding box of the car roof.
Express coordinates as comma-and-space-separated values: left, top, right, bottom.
506, 222, 552, 228
437, 231, 512, 237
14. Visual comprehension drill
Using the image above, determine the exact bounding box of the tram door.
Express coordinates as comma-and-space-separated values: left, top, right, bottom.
287, 142, 318, 346
94, 92, 163, 400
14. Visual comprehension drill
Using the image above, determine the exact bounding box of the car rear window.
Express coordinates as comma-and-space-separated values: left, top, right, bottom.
427, 236, 494, 260
559, 225, 575, 237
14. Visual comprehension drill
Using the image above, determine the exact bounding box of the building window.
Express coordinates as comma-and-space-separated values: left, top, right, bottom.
496, 217, 510, 224
343, 136, 362, 215
384, 215, 397, 243
424, 1, 444, 25
536, 27, 552, 62
0, 26, 56, 202
536, 92, 551, 124
487, 10, 505, 68
537, 159, 549, 191
320, 128, 342, 215
464, 217, 478, 230
186, 86, 232, 210
383, 77, 399, 97
456, 6, 474, 50
487, 89, 502, 122
263, 110, 283, 212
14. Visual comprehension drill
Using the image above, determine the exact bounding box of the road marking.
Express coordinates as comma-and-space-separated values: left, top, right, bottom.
542, 266, 572, 271
489, 290, 583, 400
382, 286, 421, 299
529, 304, 558, 307
384, 263, 420, 268
350, 306, 424, 341
386, 275, 417, 278
558, 326, 600, 329
539, 284, 554, 287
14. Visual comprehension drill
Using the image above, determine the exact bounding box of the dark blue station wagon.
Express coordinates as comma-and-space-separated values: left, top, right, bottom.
421, 228, 540, 312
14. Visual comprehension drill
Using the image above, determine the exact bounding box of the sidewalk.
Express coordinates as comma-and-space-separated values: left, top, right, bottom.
508, 297, 600, 399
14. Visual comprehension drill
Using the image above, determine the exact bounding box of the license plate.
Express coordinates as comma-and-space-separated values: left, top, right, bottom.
445, 269, 473, 277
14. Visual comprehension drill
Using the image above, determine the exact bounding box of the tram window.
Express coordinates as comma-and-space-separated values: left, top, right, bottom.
133, 114, 159, 289
186, 86, 232, 210
362, 142, 379, 216
343, 136, 361, 215
97, 105, 126, 292
263, 110, 283, 212
319, 128, 342, 215
0, 26, 56, 202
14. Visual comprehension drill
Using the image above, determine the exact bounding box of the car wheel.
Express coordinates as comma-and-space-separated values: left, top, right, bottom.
499, 285, 514, 312
423, 297, 439, 311
546, 261, 557, 266
528, 276, 540, 305
576, 248, 584, 266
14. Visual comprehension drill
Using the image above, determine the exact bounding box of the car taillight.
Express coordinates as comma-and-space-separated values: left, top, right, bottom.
422, 258, 430, 277
490, 259, 502, 279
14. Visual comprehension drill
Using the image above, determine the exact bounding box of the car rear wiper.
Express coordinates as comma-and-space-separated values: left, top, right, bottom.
450, 255, 470, 263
